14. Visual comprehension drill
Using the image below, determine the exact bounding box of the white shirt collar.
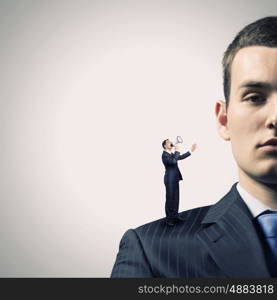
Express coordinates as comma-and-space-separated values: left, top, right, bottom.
236, 182, 277, 218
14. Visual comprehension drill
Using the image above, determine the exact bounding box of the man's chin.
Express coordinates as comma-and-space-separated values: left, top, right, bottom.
253, 168, 277, 184
244, 160, 277, 184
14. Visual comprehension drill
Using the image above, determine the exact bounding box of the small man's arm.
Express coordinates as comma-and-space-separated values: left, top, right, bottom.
175, 143, 197, 160
176, 151, 191, 160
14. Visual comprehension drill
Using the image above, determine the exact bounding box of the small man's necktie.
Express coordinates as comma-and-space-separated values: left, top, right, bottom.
256, 210, 277, 277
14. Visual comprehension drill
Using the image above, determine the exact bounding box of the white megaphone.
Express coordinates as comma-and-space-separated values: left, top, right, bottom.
171, 136, 183, 147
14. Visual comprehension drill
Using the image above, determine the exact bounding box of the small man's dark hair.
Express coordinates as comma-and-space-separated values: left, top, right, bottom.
223, 16, 277, 107
162, 139, 168, 149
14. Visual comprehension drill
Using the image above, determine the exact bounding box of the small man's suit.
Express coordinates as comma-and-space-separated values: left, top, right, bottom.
161, 150, 191, 220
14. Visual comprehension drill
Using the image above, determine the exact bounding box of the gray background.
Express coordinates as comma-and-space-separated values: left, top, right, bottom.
1, 0, 277, 277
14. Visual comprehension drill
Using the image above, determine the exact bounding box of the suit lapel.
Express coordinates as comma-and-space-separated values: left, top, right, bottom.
197, 183, 271, 277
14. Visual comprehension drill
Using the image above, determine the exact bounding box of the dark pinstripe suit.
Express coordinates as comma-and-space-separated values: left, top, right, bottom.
162, 150, 191, 219
111, 183, 271, 277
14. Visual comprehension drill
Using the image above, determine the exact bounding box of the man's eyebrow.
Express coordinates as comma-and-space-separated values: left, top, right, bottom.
239, 81, 272, 90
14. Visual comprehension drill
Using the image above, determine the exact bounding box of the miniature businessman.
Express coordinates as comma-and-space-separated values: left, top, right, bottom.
162, 139, 197, 226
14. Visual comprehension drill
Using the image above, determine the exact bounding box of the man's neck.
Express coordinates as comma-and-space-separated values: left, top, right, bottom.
239, 169, 277, 209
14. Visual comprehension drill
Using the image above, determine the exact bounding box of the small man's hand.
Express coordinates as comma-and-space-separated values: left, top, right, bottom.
191, 143, 197, 152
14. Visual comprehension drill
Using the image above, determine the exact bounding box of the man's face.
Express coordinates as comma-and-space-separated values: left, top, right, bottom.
165, 139, 173, 150
216, 46, 277, 183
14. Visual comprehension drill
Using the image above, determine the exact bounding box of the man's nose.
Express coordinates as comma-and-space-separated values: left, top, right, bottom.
266, 96, 277, 129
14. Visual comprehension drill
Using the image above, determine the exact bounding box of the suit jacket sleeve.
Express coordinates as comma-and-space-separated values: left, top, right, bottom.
162, 151, 191, 166
110, 229, 153, 277
177, 151, 191, 160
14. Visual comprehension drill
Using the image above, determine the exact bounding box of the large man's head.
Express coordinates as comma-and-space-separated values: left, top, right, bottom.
216, 16, 277, 184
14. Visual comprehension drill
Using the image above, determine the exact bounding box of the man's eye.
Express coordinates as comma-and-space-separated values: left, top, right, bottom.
245, 95, 266, 104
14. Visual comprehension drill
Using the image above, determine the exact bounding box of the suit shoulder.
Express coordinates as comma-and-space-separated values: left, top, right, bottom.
179, 205, 211, 221
133, 204, 212, 235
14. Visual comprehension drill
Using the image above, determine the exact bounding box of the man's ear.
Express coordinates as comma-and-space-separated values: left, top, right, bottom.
215, 100, 230, 141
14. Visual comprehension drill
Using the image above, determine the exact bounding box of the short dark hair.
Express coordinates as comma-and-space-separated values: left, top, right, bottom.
162, 139, 168, 149
223, 16, 277, 107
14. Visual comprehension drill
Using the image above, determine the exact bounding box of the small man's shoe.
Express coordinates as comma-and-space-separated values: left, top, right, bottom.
165, 219, 176, 226
173, 216, 185, 222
